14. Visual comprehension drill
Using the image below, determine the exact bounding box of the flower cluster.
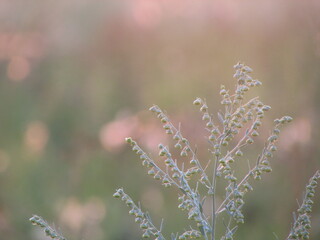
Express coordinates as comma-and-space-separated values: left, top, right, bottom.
178, 229, 202, 239
124, 136, 212, 238
287, 170, 320, 240
149, 105, 211, 189
29, 215, 66, 240
193, 64, 293, 230
113, 188, 165, 240
215, 115, 292, 227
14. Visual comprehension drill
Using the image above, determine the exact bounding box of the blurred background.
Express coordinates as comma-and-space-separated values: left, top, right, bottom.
0, 0, 319, 239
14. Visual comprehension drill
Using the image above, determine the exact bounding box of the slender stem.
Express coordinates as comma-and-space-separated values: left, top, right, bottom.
211, 155, 219, 240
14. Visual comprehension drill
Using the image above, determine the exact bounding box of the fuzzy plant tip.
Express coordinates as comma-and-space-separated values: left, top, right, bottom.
287, 170, 320, 240
29, 215, 67, 240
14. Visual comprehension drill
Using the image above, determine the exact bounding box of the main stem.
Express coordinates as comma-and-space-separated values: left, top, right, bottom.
211, 155, 219, 240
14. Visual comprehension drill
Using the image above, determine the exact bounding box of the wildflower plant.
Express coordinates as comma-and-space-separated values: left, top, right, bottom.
29, 63, 319, 240
113, 63, 319, 240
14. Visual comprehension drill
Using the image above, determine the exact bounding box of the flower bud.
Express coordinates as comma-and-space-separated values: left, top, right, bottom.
149, 105, 160, 113
154, 172, 161, 180
180, 151, 187, 157
246, 137, 254, 144
285, 116, 293, 123
166, 129, 173, 135
243, 65, 253, 73
202, 113, 210, 121
193, 98, 202, 105
251, 130, 259, 137
190, 159, 197, 165
270, 145, 277, 152
220, 89, 227, 95
200, 104, 208, 112
254, 80, 262, 86
113, 192, 121, 198
140, 222, 148, 229
172, 172, 180, 178
235, 150, 243, 157
148, 168, 155, 176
